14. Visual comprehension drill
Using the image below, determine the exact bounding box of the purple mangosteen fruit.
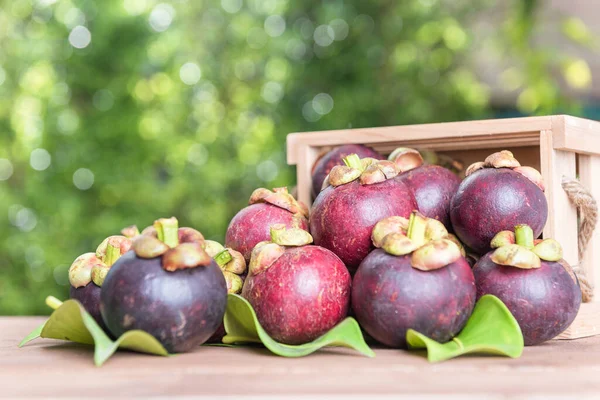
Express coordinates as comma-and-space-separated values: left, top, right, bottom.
450, 150, 548, 255
311, 144, 384, 198
68, 229, 136, 331
100, 217, 227, 353
226, 187, 309, 262
352, 211, 476, 348
241, 225, 351, 345
310, 154, 417, 272
390, 148, 461, 230
473, 225, 581, 346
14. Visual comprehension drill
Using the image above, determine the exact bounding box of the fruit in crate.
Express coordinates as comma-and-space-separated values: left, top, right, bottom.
311, 144, 384, 198
226, 187, 309, 262
389, 147, 461, 230
68, 227, 137, 331
241, 225, 351, 345
473, 225, 581, 345
100, 217, 227, 353
352, 212, 476, 348
310, 154, 417, 272
450, 150, 548, 255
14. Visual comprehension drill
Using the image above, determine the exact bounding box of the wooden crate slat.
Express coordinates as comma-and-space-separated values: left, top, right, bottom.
539, 130, 579, 267
577, 154, 600, 299
287, 116, 554, 164
553, 115, 600, 156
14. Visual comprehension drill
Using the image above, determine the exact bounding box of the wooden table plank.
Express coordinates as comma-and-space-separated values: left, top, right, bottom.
3, 317, 600, 398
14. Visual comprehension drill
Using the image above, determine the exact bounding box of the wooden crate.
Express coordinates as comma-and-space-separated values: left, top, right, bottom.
287, 114, 600, 340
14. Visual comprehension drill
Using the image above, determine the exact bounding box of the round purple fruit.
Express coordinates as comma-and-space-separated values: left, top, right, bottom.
352, 212, 476, 348
242, 225, 351, 345
473, 225, 581, 345
226, 187, 309, 262
100, 217, 227, 353
310, 154, 417, 272
68, 230, 135, 331
450, 150, 548, 255
390, 148, 461, 230
311, 144, 383, 198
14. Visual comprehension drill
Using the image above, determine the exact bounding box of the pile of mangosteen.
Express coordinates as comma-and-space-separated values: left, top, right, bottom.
66, 144, 582, 353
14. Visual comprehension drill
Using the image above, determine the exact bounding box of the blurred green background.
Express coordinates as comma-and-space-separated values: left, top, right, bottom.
0, 0, 596, 314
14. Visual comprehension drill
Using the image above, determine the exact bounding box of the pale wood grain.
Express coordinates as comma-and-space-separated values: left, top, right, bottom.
577, 154, 600, 300
539, 130, 579, 267
286, 116, 555, 164
553, 115, 600, 156
5, 317, 600, 398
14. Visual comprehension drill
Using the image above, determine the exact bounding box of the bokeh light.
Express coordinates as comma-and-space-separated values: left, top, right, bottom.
0, 159, 14, 181
73, 168, 94, 190
68, 25, 91, 48
29, 148, 52, 171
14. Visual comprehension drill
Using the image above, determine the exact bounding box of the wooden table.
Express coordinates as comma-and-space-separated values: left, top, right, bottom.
3, 317, 600, 398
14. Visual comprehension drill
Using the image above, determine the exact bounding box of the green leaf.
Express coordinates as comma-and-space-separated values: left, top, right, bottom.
18, 322, 45, 347
222, 293, 375, 358
407, 294, 524, 363
19, 299, 169, 366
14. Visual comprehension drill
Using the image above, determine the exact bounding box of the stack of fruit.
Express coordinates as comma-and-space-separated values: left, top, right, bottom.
64, 146, 582, 352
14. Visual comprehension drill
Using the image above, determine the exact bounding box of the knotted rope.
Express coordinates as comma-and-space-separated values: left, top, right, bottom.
561, 177, 597, 302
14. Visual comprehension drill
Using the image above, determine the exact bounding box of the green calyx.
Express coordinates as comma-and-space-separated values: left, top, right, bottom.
514, 224, 534, 249
373, 211, 463, 271
343, 153, 363, 170
103, 242, 121, 267
214, 250, 233, 268
490, 225, 563, 269
154, 217, 179, 248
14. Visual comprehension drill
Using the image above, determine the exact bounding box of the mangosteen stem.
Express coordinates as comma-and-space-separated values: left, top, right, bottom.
45, 296, 63, 310
514, 224, 535, 249
343, 153, 363, 170
214, 249, 233, 268
154, 217, 179, 248
406, 211, 427, 247
104, 242, 121, 267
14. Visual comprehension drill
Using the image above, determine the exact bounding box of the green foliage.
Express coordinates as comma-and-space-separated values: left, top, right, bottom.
0, 0, 591, 314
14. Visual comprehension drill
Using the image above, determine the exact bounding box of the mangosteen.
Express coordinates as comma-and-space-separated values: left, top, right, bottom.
68, 233, 133, 331
311, 144, 384, 199
450, 150, 548, 255
203, 240, 247, 343
226, 187, 309, 262
310, 154, 417, 272
389, 148, 461, 230
100, 217, 227, 353
352, 211, 476, 348
241, 224, 351, 345
473, 225, 581, 346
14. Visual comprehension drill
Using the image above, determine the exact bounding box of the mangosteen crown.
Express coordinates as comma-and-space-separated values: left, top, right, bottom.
249, 187, 309, 219
465, 150, 545, 191
489, 225, 563, 269
387, 147, 425, 173
68, 235, 132, 288
248, 224, 313, 276
132, 217, 213, 272
324, 154, 400, 188
371, 211, 465, 271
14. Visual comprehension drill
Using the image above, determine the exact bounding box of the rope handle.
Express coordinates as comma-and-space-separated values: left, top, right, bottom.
562, 177, 597, 302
